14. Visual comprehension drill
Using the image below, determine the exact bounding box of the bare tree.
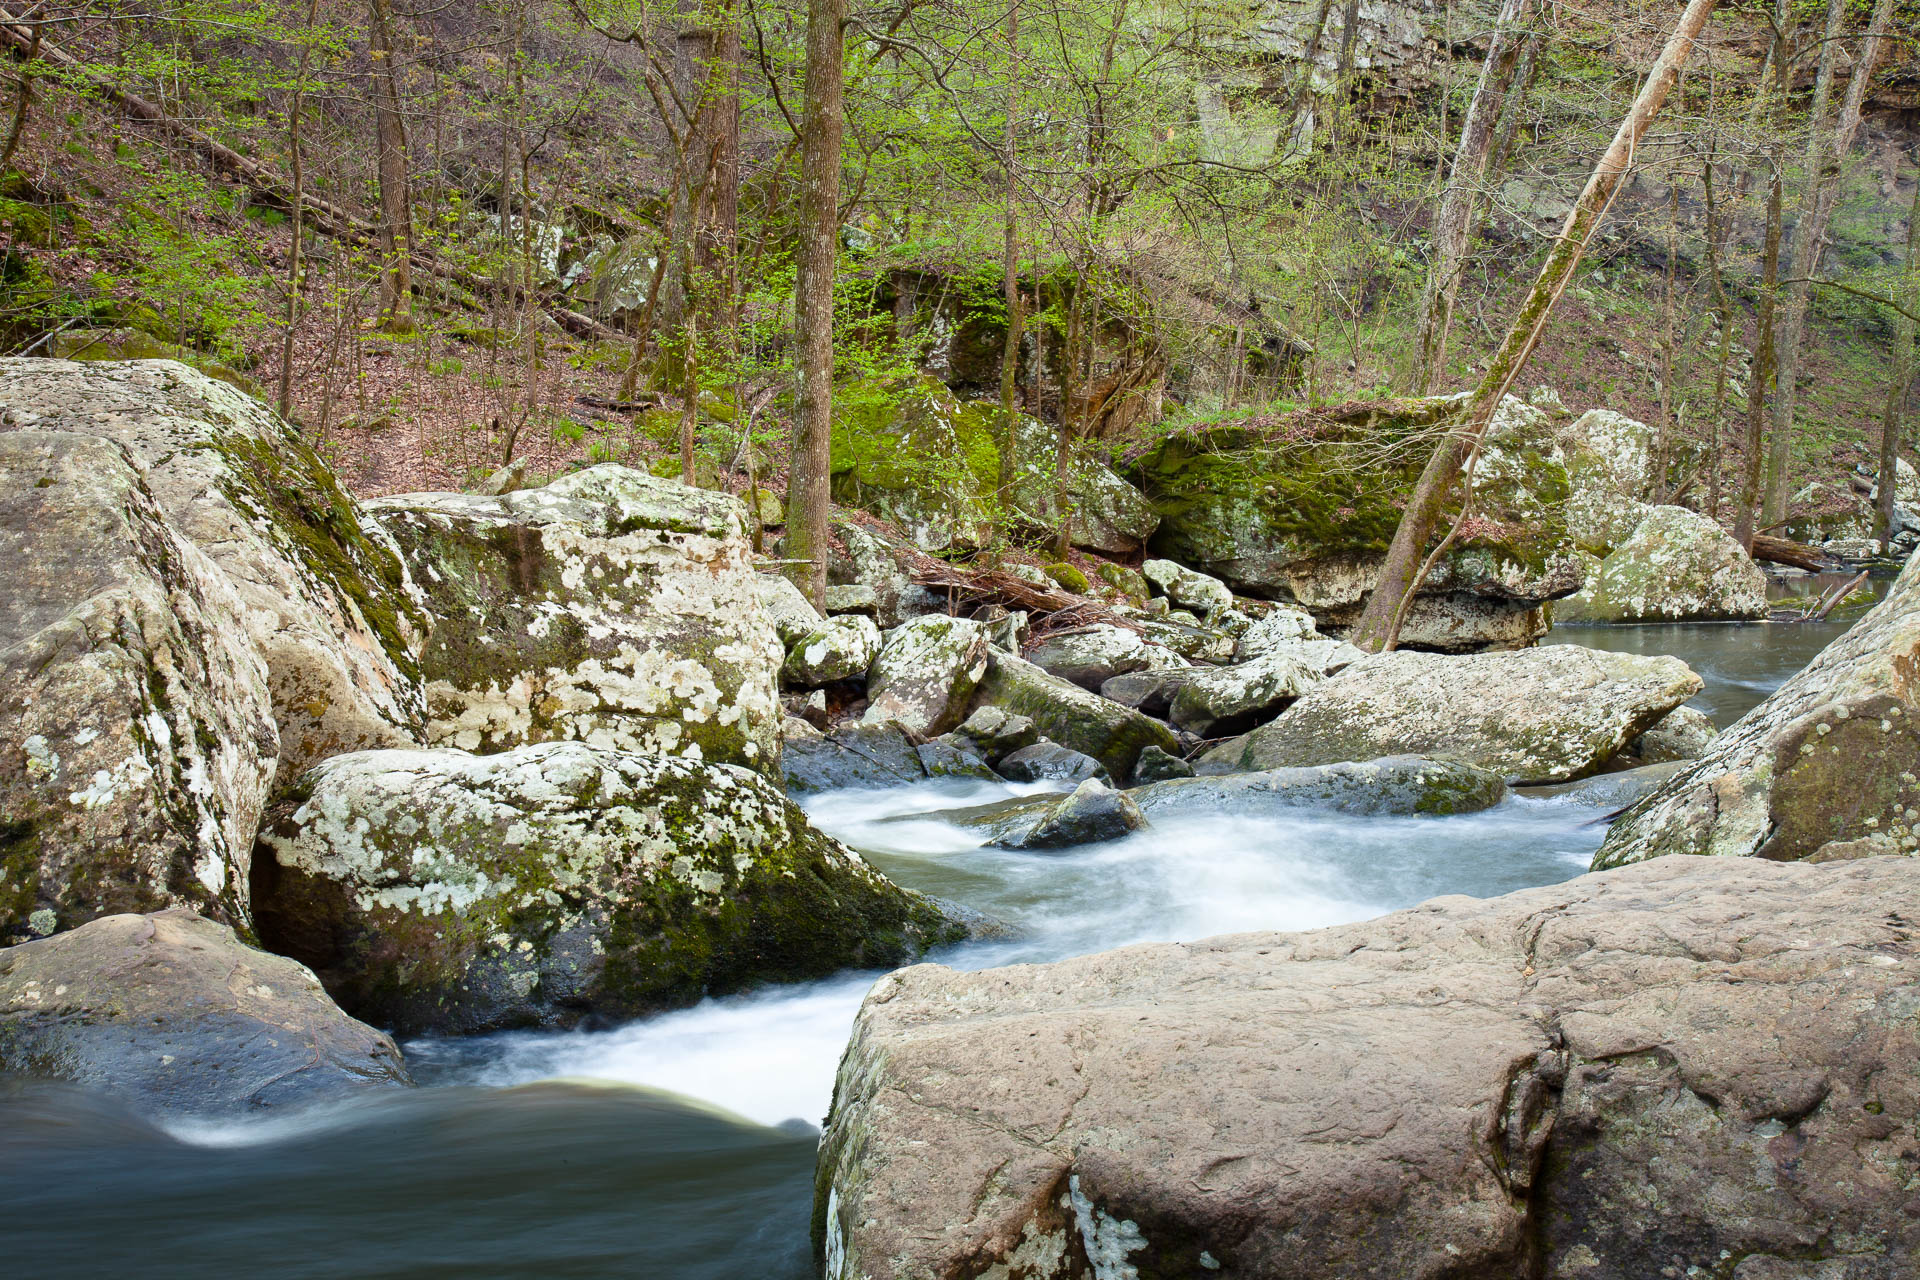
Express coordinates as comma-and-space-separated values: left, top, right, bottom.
1876, 158, 1920, 550
368, 0, 414, 333
1349, 0, 1720, 652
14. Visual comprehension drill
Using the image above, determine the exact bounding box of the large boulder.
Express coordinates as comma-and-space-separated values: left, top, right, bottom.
365, 467, 782, 774
1025, 624, 1179, 692
1556, 505, 1769, 623
1596, 548, 1920, 867
1, 431, 278, 941
1005, 415, 1159, 555
817, 855, 1920, 1280
0, 359, 429, 779
863, 615, 993, 735
1130, 395, 1582, 651
966, 652, 1181, 780
1216, 646, 1700, 783
1555, 408, 1655, 554
1132, 756, 1507, 817
782, 615, 881, 687
252, 742, 965, 1034
0, 908, 409, 1117
829, 375, 996, 553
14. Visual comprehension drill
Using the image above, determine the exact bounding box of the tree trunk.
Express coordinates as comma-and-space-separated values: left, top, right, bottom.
1349, 0, 1719, 653
1876, 158, 1920, 550
995, 0, 1023, 520
277, 0, 322, 418
1734, 147, 1785, 550
1409, 0, 1533, 394
368, 0, 414, 333
784, 0, 846, 608
1700, 144, 1736, 522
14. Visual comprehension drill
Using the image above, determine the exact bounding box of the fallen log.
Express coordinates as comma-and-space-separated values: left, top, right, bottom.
1750, 533, 1845, 572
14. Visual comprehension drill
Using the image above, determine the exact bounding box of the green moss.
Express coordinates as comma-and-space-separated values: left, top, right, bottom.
1043, 561, 1090, 593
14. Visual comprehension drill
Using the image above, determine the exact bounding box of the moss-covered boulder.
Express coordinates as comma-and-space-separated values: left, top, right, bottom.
965, 651, 1180, 780
1556, 506, 1768, 623
365, 466, 782, 775
1555, 408, 1655, 555
0, 359, 429, 781
830, 375, 997, 552
0, 908, 410, 1117
1595, 547, 1920, 868
252, 742, 967, 1034
1006, 414, 1159, 555
1, 432, 280, 942
1220, 646, 1701, 784
1129, 395, 1581, 651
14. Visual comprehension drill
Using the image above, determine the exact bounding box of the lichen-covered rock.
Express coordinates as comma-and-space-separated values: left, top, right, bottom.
365, 466, 781, 775
1167, 652, 1323, 737
1007, 416, 1159, 555
755, 573, 825, 645
1225, 646, 1700, 783
782, 723, 929, 794
967, 652, 1180, 780
782, 615, 881, 687
1131, 395, 1582, 651
1557, 506, 1768, 623
1142, 558, 1234, 616
1596, 548, 1920, 868
863, 616, 992, 735
1025, 625, 1181, 692
828, 517, 945, 627
0, 908, 409, 1117
252, 742, 965, 1034
1555, 408, 1655, 554
817, 856, 1920, 1280
1131, 756, 1507, 817
1231, 605, 1319, 657
0, 359, 428, 780
1, 432, 278, 941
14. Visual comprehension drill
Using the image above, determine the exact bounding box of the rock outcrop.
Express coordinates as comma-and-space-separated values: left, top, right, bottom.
817, 855, 1920, 1280
253, 742, 964, 1033
1, 431, 279, 941
967, 652, 1181, 780
0, 908, 409, 1117
0, 358, 428, 779
1596, 548, 1920, 867
1557, 505, 1769, 623
1214, 646, 1700, 783
366, 466, 782, 774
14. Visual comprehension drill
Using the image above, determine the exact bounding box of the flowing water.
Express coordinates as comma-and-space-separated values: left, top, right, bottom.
0, 592, 1881, 1278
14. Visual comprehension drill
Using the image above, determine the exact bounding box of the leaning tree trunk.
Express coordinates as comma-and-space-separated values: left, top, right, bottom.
1348, 0, 1719, 653
368, 0, 414, 333
1408, 0, 1534, 395
1876, 156, 1920, 550
784, 0, 846, 608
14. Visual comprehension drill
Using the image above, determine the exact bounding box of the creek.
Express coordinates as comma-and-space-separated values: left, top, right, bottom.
0, 591, 1877, 1279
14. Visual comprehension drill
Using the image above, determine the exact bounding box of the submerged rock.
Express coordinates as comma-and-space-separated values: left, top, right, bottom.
1557, 505, 1768, 623
0, 358, 428, 780
1131, 756, 1507, 817
366, 466, 782, 774
967, 652, 1180, 781
863, 615, 993, 735
1, 431, 279, 940
0, 908, 409, 1117
817, 855, 1920, 1280
253, 742, 964, 1034
1597, 549, 1920, 867
1218, 646, 1700, 783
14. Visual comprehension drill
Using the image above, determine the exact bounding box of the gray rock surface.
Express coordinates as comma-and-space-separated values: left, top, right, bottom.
940, 779, 1148, 849
817, 855, 1920, 1280
366, 466, 782, 774
0, 358, 428, 780
782, 723, 930, 794
1557, 505, 1769, 623
1166, 652, 1322, 737
1222, 645, 1700, 783
1025, 624, 1179, 692
863, 615, 993, 735
755, 573, 825, 645
0, 908, 409, 1117
781, 615, 881, 687
253, 742, 963, 1033
1, 431, 279, 941
1597, 548, 1920, 867
1614, 703, 1718, 767
1006, 415, 1160, 555
1142, 558, 1233, 616
945, 706, 1041, 765
1099, 668, 1195, 718
997, 742, 1109, 785
825, 518, 948, 628
1131, 756, 1507, 817
968, 652, 1180, 780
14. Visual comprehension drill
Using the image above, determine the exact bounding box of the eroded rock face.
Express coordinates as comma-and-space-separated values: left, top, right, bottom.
253, 742, 964, 1034
1223, 645, 1700, 783
0, 908, 409, 1117
1, 432, 279, 941
863, 616, 993, 735
0, 359, 428, 780
817, 856, 1920, 1280
365, 467, 781, 775
968, 652, 1181, 781
1596, 549, 1920, 867
1557, 505, 1768, 623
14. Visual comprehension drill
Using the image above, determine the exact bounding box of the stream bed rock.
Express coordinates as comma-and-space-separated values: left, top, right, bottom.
1596, 547, 1920, 867
0, 908, 410, 1117
1132, 756, 1507, 817
253, 742, 963, 1033
1557, 505, 1769, 623
967, 652, 1181, 781
816, 855, 1920, 1280
1212, 645, 1700, 783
